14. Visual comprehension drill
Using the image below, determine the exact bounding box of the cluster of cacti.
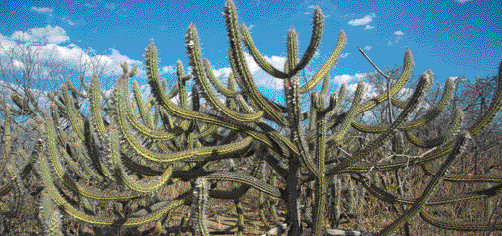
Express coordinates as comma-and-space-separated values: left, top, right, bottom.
1, 0, 502, 235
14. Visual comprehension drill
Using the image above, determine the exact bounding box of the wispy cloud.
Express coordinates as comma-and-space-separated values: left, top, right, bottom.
364, 46, 372, 51
394, 31, 404, 36
348, 13, 376, 26
30, 6, 53, 13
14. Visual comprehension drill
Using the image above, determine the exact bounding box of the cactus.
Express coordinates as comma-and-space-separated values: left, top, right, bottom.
0, 0, 501, 235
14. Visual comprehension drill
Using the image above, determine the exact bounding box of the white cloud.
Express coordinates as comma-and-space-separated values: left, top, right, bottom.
162, 65, 176, 74
364, 25, 375, 30
243, 52, 285, 90
348, 13, 376, 26
247, 24, 255, 31
394, 31, 404, 36
333, 74, 354, 84
0, 26, 147, 85
30, 6, 53, 13
11, 25, 69, 44
364, 46, 372, 51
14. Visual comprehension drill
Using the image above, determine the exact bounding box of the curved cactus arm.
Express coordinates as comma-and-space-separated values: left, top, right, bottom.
44, 116, 140, 200
376, 131, 471, 236
328, 81, 364, 145
66, 77, 87, 99
353, 77, 456, 134
238, 23, 289, 79
299, 30, 346, 94
356, 49, 414, 114
469, 60, 502, 136
419, 60, 502, 164
177, 60, 189, 110
326, 71, 432, 177
132, 80, 154, 129
320, 72, 331, 99
284, 28, 321, 179
61, 85, 85, 141
209, 157, 263, 199
145, 43, 285, 157
288, 6, 324, 77
0, 163, 25, 218
405, 108, 463, 148
419, 210, 502, 232
224, 0, 288, 126
442, 173, 502, 183
0, 141, 41, 197
107, 118, 172, 194
117, 74, 184, 141
89, 74, 109, 144
185, 24, 264, 123
205, 171, 281, 198
37, 151, 186, 227
354, 173, 485, 206
83, 118, 114, 182
204, 58, 241, 98
112, 152, 173, 194
79, 73, 90, 92
118, 75, 256, 163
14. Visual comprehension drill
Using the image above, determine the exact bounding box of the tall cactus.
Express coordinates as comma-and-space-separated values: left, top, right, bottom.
0, 0, 501, 235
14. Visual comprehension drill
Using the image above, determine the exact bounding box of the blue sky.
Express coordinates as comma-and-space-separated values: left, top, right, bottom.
0, 0, 501, 106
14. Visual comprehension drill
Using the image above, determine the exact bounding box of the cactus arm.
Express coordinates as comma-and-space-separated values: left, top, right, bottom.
419, 62, 501, 164
204, 58, 241, 98
312, 93, 328, 235
60, 85, 85, 141
404, 108, 463, 148
185, 24, 264, 123
420, 210, 502, 231
132, 80, 154, 129
328, 81, 364, 145
356, 49, 414, 113
191, 177, 211, 236
326, 71, 432, 176
238, 23, 289, 79
205, 171, 281, 198
376, 131, 470, 236
37, 151, 185, 226
39, 189, 64, 236
469, 60, 502, 136
224, 0, 288, 126
299, 30, 346, 94
352, 76, 455, 133
89, 75, 109, 144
